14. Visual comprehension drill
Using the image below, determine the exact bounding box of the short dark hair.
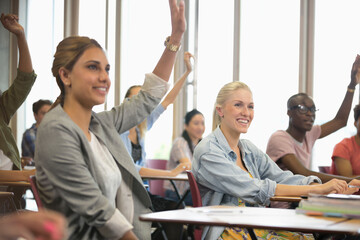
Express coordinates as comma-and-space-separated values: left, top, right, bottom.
33, 99, 53, 114
287, 93, 309, 109
354, 104, 360, 121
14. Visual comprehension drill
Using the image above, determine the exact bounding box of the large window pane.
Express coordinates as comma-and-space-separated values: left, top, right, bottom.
26, 0, 64, 128
240, 0, 300, 152
121, 1, 173, 160
197, 0, 234, 137
312, 0, 360, 170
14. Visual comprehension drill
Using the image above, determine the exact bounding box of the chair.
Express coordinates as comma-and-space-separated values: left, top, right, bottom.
186, 170, 257, 240
318, 166, 331, 174
146, 159, 168, 197
186, 170, 203, 240
28, 175, 43, 209
0, 191, 18, 215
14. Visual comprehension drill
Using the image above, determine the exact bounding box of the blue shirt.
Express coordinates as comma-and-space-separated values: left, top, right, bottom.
120, 104, 165, 171
192, 126, 321, 239
21, 123, 37, 158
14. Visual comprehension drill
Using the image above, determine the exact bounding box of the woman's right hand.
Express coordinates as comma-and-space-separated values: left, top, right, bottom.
311, 179, 349, 195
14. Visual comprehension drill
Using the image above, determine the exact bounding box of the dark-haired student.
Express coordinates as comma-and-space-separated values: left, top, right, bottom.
266, 55, 360, 184
21, 99, 53, 160
164, 109, 205, 205
0, 13, 36, 210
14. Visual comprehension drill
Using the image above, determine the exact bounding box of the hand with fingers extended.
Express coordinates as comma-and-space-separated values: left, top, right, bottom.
169, 0, 186, 42
350, 54, 360, 87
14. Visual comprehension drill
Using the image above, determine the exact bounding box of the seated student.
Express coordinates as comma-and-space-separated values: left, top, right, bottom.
0, 13, 36, 210
0, 13, 36, 171
191, 81, 360, 240
0, 210, 66, 240
266, 55, 360, 184
21, 99, 53, 161
331, 104, 360, 178
120, 51, 194, 169
35, 1, 185, 239
165, 109, 205, 206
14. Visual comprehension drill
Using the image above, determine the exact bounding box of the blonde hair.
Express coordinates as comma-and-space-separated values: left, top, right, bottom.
212, 81, 252, 131
50, 36, 103, 110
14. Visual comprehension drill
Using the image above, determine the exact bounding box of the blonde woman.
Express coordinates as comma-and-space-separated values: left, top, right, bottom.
192, 81, 360, 240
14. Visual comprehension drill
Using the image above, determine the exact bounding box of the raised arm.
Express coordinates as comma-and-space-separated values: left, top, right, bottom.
161, 52, 194, 108
280, 154, 359, 183
0, 13, 33, 73
152, 0, 185, 81
320, 55, 360, 138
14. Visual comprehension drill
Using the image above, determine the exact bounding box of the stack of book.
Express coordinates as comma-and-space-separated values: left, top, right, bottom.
296, 193, 360, 218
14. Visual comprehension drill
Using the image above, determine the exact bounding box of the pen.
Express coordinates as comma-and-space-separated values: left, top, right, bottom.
348, 185, 359, 188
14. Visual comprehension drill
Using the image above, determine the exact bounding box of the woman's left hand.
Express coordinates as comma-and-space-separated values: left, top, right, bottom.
169, 0, 186, 41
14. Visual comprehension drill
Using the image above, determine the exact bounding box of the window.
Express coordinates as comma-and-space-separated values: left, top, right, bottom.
121, 0, 174, 160
197, 0, 234, 137
239, 0, 300, 152
312, 0, 360, 169
25, 0, 64, 127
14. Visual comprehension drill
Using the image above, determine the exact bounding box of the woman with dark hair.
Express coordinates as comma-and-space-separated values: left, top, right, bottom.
164, 109, 205, 205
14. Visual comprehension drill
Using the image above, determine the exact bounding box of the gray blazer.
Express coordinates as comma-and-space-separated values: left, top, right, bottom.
35, 74, 167, 240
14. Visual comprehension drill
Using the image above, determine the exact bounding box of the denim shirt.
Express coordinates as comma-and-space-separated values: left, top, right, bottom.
120, 104, 165, 171
192, 126, 321, 240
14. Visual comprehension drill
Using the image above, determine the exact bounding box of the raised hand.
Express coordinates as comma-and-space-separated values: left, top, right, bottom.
184, 52, 194, 72
169, 0, 186, 41
0, 13, 24, 37
350, 54, 360, 86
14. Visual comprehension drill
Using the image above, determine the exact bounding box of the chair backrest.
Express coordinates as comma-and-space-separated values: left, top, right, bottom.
29, 175, 43, 209
318, 166, 331, 174
186, 170, 202, 207
186, 170, 203, 240
146, 159, 168, 197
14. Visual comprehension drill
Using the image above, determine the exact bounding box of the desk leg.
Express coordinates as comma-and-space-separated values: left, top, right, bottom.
175, 190, 190, 209
248, 228, 257, 240
169, 180, 186, 208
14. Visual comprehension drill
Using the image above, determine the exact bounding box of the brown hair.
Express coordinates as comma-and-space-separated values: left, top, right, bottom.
50, 36, 103, 110
124, 85, 147, 138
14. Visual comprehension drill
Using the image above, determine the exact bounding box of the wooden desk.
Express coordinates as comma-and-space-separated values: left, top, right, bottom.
270, 196, 302, 202
0, 181, 30, 187
140, 206, 360, 235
